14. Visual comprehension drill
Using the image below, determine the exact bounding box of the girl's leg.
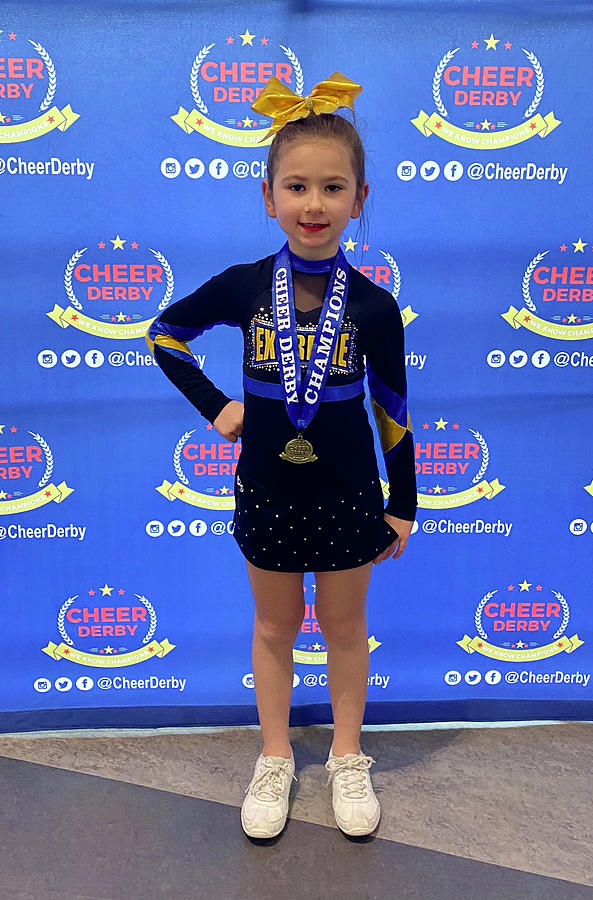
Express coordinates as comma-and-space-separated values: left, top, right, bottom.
245, 559, 305, 758
314, 561, 374, 757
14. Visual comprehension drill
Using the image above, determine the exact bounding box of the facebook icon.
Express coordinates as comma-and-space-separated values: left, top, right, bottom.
84, 349, 105, 368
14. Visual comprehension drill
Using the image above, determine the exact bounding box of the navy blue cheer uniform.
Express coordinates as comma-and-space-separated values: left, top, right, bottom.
146, 250, 417, 572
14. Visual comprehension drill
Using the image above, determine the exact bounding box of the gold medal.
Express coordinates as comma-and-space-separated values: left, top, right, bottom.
280, 432, 318, 464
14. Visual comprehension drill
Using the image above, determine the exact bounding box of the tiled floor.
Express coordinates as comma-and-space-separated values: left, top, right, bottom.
0, 722, 591, 899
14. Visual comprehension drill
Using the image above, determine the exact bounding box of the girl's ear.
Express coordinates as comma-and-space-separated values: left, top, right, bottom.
351, 181, 369, 219
262, 179, 277, 218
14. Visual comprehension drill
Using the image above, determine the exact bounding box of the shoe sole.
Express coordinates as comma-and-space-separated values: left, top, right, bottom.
241, 810, 287, 839
335, 809, 381, 837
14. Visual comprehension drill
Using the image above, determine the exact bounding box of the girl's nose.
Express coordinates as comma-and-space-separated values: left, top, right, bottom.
303, 191, 325, 212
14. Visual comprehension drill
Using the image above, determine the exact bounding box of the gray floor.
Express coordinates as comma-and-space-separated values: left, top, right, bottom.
0, 722, 592, 899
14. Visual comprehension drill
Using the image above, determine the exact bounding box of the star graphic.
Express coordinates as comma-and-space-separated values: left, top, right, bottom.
422, 422, 429, 429
343, 237, 357, 252
312, 642, 323, 651
505, 41, 512, 49
260, 36, 269, 45
239, 28, 255, 46
518, 579, 532, 592
516, 641, 526, 648
0, 491, 7, 499
104, 645, 114, 654
471, 40, 478, 49
98, 241, 106, 249
242, 116, 254, 128
479, 117, 493, 131
118, 588, 125, 595
508, 584, 515, 591
362, 243, 369, 251
484, 33, 499, 50
567, 313, 577, 323
10, 426, 17, 432
9, 32, 17, 40
452, 423, 459, 429
0, 112, 7, 124
220, 486, 229, 495
116, 312, 127, 322
584, 479, 593, 497
573, 238, 586, 252
0, 425, 4, 434
88, 589, 95, 595
536, 585, 543, 591
131, 241, 139, 249
434, 416, 448, 430
226, 35, 234, 44
433, 484, 443, 494
100, 583, 113, 596
111, 234, 126, 250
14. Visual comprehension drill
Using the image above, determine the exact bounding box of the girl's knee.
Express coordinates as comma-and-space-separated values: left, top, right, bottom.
254, 613, 303, 645
317, 616, 367, 648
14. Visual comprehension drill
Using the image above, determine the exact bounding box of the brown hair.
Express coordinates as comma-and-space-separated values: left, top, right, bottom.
264, 112, 369, 245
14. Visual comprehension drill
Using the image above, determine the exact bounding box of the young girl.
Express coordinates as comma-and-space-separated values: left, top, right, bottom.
146, 72, 417, 840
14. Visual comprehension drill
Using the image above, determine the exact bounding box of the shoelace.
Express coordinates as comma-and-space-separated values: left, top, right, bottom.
245, 757, 298, 803
325, 754, 376, 799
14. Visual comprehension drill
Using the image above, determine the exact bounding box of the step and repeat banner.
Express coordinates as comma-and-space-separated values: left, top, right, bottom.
2, 1, 592, 732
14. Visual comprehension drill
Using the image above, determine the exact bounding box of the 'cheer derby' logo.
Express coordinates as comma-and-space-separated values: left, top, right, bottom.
42, 582, 175, 668
412, 34, 560, 150
47, 235, 174, 340
0, 422, 73, 515
171, 29, 303, 147
156, 423, 238, 511
502, 239, 593, 341
0, 29, 78, 143
457, 579, 584, 663
416, 416, 504, 509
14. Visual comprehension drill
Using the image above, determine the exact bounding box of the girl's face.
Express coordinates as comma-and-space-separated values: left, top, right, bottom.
262, 138, 368, 259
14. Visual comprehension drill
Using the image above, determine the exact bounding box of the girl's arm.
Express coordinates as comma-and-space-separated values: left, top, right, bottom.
145, 266, 244, 424
363, 296, 418, 522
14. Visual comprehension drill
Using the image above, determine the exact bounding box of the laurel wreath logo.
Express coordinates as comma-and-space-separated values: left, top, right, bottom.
522, 49, 544, 119
173, 430, 196, 485
28, 40, 56, 112
432, 48, 459, 118
29, 431, 53, 487
475, 588, 569, 642
468, 428, 489, 484
190, 41, 303, 117
57, 592, 158, 647
63, 245, 173, 316
522, 250, 549, 312
379, 251, 402, 303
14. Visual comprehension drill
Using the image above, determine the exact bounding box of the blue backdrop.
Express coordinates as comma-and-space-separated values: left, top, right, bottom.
2, 0, 592, 732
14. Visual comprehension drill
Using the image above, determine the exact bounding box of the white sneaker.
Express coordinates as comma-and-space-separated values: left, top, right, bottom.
325, 751, 381, 836
241, 751, 297, 838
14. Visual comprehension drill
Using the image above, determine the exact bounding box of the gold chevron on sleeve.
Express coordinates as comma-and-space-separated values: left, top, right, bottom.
370, 399, 413, 454
153, 334, 195, 358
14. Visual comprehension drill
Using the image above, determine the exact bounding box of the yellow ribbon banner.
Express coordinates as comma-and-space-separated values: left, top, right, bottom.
171, 106, 273, 147
293, 635, 381, 666
0, 104, 79, 143
156, 479, 235, 511
41, 637, 175, 667
411, 110, 561, 149
457, 633, 584, 662
47, 304, 155, 339
418, 478, 504, 509
0, 482, 74, 516
501, 306, 593, 340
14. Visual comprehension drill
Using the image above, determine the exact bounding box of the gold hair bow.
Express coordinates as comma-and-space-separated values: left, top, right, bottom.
251, 71, 362, 142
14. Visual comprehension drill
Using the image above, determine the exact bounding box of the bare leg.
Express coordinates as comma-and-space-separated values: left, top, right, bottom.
245, 559, 305, 758
314, 562, 374, 757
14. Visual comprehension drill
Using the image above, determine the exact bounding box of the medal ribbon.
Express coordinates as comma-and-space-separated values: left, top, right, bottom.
272, 240, 349, 432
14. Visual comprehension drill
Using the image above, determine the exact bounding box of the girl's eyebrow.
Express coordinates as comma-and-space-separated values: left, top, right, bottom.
280, 174, 350, 183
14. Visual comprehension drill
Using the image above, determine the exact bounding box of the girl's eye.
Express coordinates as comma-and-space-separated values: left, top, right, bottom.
288, 184, 342, 192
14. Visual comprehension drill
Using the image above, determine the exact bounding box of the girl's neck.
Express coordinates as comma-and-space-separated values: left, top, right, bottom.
288, 246, 337, 274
